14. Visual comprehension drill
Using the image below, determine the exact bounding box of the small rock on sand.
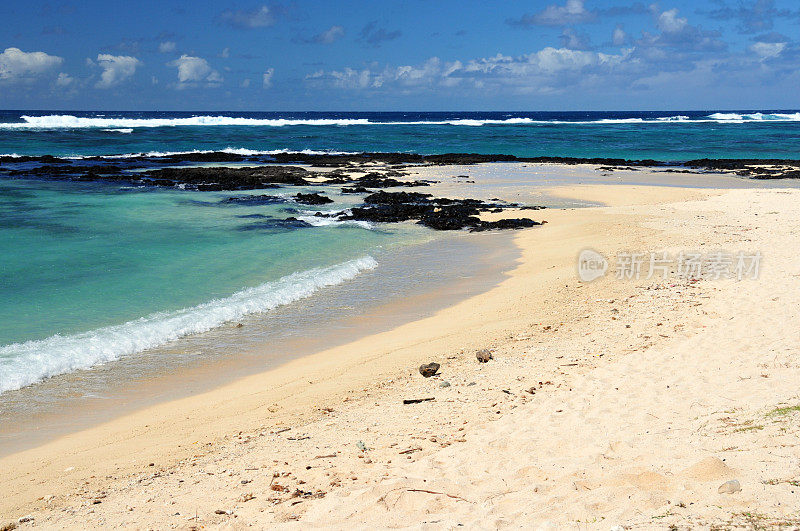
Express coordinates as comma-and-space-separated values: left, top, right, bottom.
718, 479, 742, 494
419, 362, 440, 377
476, 349, 493, 363
439, 381, 451, 388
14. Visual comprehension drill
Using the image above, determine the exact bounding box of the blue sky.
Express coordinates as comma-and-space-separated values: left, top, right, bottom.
1, 0, 798, 110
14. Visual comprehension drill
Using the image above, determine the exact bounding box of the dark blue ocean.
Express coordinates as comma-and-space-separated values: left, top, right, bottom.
1, 110, 800, 160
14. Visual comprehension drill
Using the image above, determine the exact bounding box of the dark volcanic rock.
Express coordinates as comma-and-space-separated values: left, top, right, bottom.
294, 192, 334, 205
237, 217, 313, 231
470, 218, 543, 232
339, 190, 544, 231
341, 186, 372, 194
356, 172, 430, 188
221, 194, 287, 205
7, 164, 123, 177
142, 166, 310, 190
419, 363, 440, 377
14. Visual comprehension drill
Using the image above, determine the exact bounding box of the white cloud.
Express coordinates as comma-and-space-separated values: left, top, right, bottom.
312, 25, 345, 44
220, 47, 230, 59
263, 68, 275, 88
219, 6, 275, 29
55, 72, 74, 87
0, 47, 63, 82
519, 0, 594, 26
750, 41, 786, 59
613, 25, 626, 46
159, 41, 176, 53
241, 78, 251, 88
306, 45, 637, 96
168, 55, 222, 87
95, 54, 140, 88
657, 9, 688, 33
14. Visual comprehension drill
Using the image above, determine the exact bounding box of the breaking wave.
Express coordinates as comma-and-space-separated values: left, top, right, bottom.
0, 256, 377, 393
2, 113, 800, 131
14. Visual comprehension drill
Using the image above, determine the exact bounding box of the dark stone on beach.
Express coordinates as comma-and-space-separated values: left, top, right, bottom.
294, 192, 334, 205
476, 349, 493, 363
470, 218, 542, 232
419, 362, 440, 377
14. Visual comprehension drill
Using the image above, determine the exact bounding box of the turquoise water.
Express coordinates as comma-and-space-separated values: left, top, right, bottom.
0, 177, 422, 392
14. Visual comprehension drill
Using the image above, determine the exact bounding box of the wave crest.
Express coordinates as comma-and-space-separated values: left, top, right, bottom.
0, 256, 377, 393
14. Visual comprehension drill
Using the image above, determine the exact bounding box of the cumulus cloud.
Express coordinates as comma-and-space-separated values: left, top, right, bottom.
159, 41, 177, 53
359, 22, 401, 47
55, 72, 74, 87
262, 68, 274, 88
306, 48, 632, 96
218, 5, 276, 29
95, 54, 141, 88
168, 55, 223, 88
0, 47, 63, 82
613, 25, 627, 46
750, 41, 786, 59
656, 9, 688, 33
638, 8, 725, 54
302, 25, 345, 44
508, 0, 595, 26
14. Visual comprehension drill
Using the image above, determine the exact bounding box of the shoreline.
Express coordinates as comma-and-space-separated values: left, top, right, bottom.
0, 177, 709, 518
0, 230, 518, 457
3, 165, 800, 527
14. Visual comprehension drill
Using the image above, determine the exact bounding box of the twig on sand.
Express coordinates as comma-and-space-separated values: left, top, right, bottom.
399, 447, 422, 455
406, 489, 472, 503
403, 398, 435, 404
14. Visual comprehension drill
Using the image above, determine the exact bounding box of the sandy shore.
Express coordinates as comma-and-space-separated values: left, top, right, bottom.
3, 167, 800, 529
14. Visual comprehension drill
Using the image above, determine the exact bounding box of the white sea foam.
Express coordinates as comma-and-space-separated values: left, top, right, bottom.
707, 112, 800, 122
296, 215, 374, 230
2, 113, 800, 132
102, 128, 134, 133
0, 256, 378, 393
0, 115, 373, 129
47, 147, 361, 160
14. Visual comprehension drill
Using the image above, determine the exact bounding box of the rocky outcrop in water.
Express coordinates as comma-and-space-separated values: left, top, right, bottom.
141, 166, 310, 190
294, 192, 334, 205
337, 190, 543, 232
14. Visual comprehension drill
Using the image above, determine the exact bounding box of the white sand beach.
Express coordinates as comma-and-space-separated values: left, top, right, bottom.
3, 166, 800, 529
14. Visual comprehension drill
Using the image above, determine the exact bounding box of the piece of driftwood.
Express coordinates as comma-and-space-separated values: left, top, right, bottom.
403, 398, 435, 404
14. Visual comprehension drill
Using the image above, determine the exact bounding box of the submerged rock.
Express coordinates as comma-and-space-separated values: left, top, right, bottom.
294, 192, 334, 205
237, 218, 313, 231
221, 194, 286, 205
